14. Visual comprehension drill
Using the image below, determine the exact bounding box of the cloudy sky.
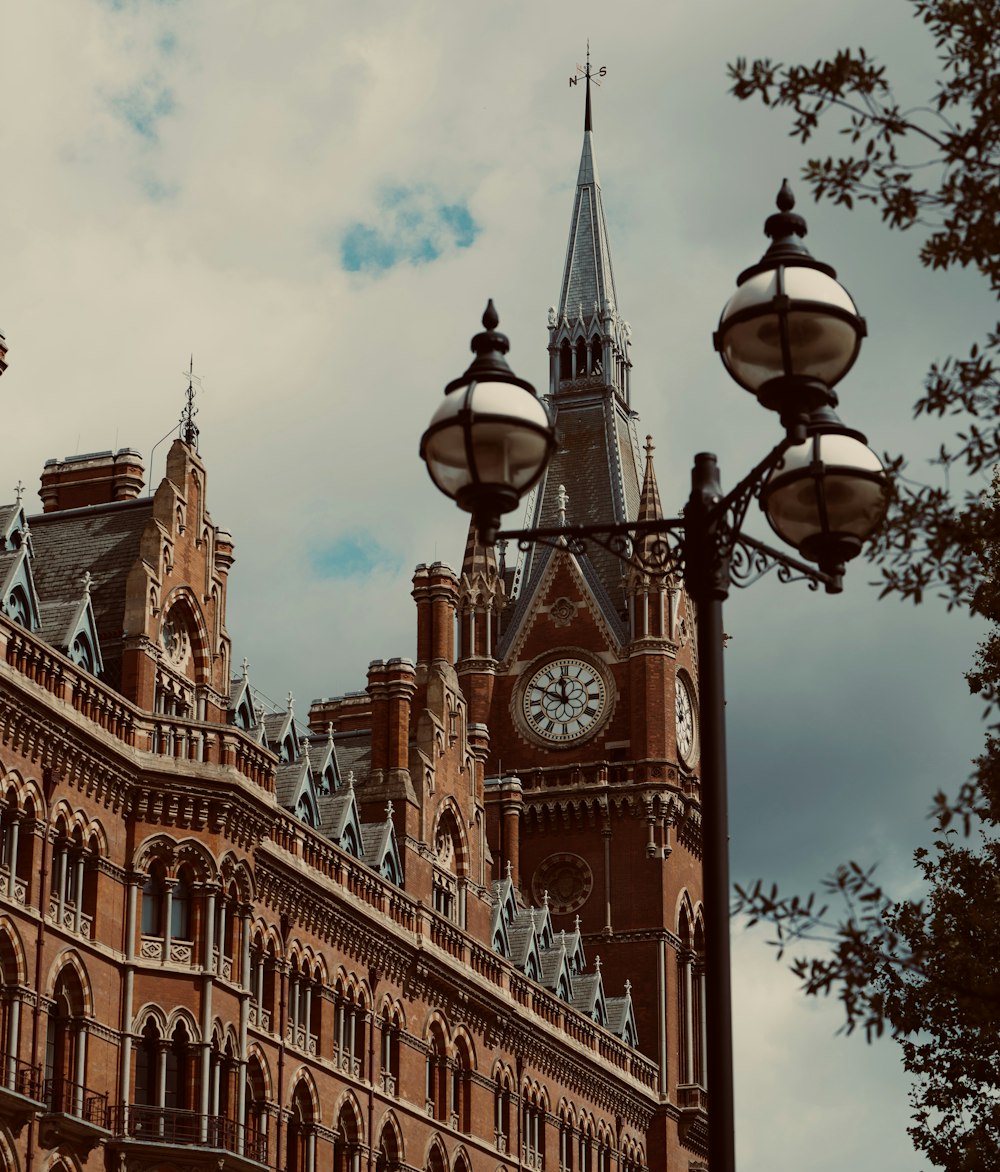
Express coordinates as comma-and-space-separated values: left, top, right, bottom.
1, 1, 990, 1168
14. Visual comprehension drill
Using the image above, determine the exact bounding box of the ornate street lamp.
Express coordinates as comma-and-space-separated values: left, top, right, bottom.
714, 181, 866, 440
420, 300, 556, 545
420, 184, 889, 1172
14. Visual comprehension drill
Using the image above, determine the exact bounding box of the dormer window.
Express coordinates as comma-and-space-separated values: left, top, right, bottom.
6, 586, 29, 627
70, 633, 94, 672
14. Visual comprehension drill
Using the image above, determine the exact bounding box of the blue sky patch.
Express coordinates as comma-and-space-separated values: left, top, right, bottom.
111, 78, 176, 143
340, 185, 480, 273
312, 534, 400, 580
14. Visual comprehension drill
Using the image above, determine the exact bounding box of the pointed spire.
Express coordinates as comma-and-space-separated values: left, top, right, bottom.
461, 516, 498, 580
638, 436, 663, 525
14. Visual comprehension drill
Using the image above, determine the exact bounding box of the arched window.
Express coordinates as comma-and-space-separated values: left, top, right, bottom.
286, 1081, 315, 1172
244, 1056, 270, 1164
333, 1103, 362, 1172
50, 824, 97, 939
287, 958, 321, 1056
334, 981, 365, 1076
132, 1018, 201, 1139
249, 934, 277, 1033
494, 1071, 512, 1153
559, 341, 572, 381
426, 1029, 446, 1121
375, 1121, 401, 1172
45, 966, 89, 1118
379, 1005, 400, 1094
0, 797, 32, 907
559, 1113, 574, 1172
575, 338, 588, 378
522, 1089, 545, 1169
452, 1038, 473, 1132
590, 337, 603, 375
0, 932, 24, 1093
141, 866, 165, 938
171, 869, 193, 942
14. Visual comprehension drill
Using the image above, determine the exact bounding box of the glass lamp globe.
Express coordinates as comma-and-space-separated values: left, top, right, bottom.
420, 302, 556, 542
715, 182, 866, 430
760, 414, 889, 572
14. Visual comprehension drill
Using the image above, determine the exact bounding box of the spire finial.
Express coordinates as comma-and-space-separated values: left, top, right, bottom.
241, 656, 250, 679
385, 799, 394, 820
574, 914, 582, 933
595, 954, 602, 974
347, 769, 356, 790
181, 355, 201, 450
624, 978, 632, 996
557, 484, 569, 527
505, 860, 513, 881
287, 691, 294, 717
569, 47, 606, 134
81, 570, 92, 598
13, 480, 24, 505
327, 720, 334, 744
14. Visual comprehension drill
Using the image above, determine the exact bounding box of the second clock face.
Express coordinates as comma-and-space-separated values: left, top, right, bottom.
522, 657, 608, 744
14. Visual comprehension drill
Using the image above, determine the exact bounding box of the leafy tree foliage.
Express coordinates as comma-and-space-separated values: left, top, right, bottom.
730, 0, 1000, 611
729, 3, 1000, 1165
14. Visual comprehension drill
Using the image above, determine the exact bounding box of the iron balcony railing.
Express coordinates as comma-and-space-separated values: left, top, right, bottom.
108, 1103, 268, 1164
43, 1077, 108, 1124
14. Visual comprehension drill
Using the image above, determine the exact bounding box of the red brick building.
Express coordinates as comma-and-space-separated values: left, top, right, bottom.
0, 96, 705, 1172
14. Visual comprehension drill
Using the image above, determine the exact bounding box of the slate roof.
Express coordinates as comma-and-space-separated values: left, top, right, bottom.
360, 820, 392, 869
28, 498, 153, 691
333, 731, 372, 787
39, 597, 84, 651
606, 995, 634, 1040
275, 759, 308, 808
318, 789, 354, 840
570, 972, 603, 1018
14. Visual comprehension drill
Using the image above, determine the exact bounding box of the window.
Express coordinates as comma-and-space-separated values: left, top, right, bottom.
494, 1073, 512, 1153
49, 826, 97, 938
0, 800, 31, 907
287, 1083, 315, 1172
287, 960, 321, 1056
379, 1007, 400, 1094
426, 1032, 446, 1120
244, 1057, 270, 1164
249, 936, 277, 1033
134, 1019, 199, 1140
334, 982, 364, 1076
522, 1096, 545, 1170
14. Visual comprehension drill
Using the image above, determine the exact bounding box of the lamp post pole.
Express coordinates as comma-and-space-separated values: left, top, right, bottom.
686, 452, 738, 1172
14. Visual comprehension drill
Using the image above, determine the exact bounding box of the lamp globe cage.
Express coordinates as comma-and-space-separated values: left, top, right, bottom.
760, 406, 890, 578
420, 301, 556, 544
714, 182, 867, 438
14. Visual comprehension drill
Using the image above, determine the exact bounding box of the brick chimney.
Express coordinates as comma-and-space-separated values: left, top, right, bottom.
40, 449, 145, 513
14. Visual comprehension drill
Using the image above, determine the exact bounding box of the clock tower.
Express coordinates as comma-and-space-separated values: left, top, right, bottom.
457, 74, 707, 1166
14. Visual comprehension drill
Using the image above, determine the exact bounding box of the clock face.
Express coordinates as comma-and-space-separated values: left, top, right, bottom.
522, 657, 608, 744
675, 673, 697, 765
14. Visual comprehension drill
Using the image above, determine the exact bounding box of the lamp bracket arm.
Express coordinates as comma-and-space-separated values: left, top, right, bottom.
731, 532, 840, 593
706, 436, 795, 541
496, 518, 685, 574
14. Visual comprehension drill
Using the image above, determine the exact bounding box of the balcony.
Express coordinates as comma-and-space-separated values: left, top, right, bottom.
676, 1083, 708, 1153
0, 866, 27, 907
107, 1104, 268, 1170
284, 1024, 317, 1055
47, 897, 94, 939
0, 1055, 44, 1136
248, 1003, 272, 1032
37, 1078, 109, 1157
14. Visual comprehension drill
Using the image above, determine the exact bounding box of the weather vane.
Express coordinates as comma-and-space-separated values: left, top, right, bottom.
569, 43, 606, 132
568, 41, 606, 89
180, 355, 203, 450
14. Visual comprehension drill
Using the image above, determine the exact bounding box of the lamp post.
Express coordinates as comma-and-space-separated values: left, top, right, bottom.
420, 185, 889, 1172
